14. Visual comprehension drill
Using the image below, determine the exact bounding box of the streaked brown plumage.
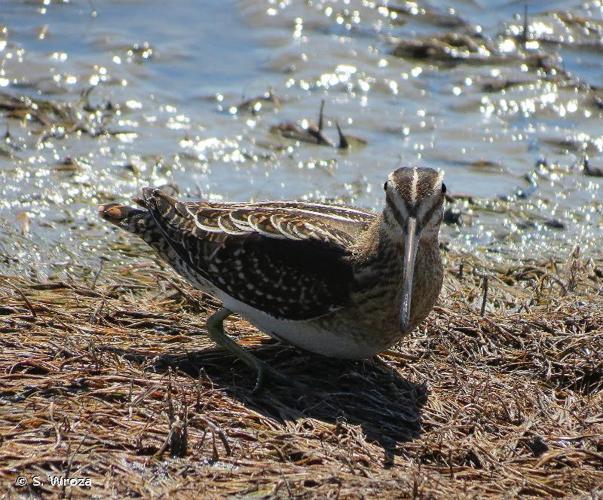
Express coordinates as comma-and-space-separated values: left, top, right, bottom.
100, 167, 445, 388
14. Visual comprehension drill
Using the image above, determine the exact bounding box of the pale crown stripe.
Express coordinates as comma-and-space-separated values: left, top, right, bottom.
410, 167, 418, 205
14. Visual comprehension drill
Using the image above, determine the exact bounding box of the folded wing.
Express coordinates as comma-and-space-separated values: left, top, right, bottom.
140, 189, 375, 320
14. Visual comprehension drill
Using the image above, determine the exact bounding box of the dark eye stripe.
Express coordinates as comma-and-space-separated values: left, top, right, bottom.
385, 194, 406, 228
387, 191, 442, 228
421, 198, 442, 225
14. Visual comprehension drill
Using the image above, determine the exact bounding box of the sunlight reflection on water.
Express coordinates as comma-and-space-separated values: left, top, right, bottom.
0, 0, 601, 277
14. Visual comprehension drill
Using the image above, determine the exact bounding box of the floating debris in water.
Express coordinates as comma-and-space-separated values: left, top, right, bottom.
128, 41, 154, 62
15, 211, 30, 234
506, 9, 603, 49
583, 159, 603, 178
230, 90, 281, 115
443, 207, 463, 226
55, 156, 84, 173
384, 3, 469, 29
499, 171, 538, 201
270, 100, 364, 149
543, 218, 565, 230
391, 33, 498, 64
481, 79, 529, 93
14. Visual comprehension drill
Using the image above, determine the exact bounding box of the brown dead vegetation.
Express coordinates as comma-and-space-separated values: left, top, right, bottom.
0, 249, 601, 498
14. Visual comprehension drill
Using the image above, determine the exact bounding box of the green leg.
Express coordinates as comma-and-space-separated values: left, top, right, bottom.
206, 308, 301, 392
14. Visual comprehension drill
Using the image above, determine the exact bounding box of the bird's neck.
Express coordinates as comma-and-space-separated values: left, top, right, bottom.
350, 211, 443, 333
352, 212, 439, 279
352, 213, 401, 273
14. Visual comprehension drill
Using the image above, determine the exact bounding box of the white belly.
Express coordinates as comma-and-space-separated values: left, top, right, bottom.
177, 271, 382, 359
215, 291, 379, 360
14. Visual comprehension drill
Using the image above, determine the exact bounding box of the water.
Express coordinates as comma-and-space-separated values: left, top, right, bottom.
0, 0, 601, 279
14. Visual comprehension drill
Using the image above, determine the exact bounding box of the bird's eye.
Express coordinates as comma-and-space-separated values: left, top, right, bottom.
441, 183, 447, 194
383, 181, 388, 191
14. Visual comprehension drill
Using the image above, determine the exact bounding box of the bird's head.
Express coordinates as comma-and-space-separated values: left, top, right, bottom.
383, 166, 446, 332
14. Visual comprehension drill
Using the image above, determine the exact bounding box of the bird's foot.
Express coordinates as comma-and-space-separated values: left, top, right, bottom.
207, 308, 304, 392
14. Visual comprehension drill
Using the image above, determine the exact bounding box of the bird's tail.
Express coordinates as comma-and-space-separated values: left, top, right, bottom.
98, 202, 150, 235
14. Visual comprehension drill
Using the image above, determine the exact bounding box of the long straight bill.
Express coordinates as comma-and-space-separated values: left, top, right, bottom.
400, 217, 419, 332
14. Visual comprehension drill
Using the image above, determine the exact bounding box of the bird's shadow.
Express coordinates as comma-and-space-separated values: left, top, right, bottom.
113, 342, 427, 466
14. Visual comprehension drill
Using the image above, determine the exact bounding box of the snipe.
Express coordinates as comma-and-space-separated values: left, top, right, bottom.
99, 167, 445, 389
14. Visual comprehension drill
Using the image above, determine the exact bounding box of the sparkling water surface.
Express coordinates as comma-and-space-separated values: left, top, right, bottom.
0, 0, 601, 278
